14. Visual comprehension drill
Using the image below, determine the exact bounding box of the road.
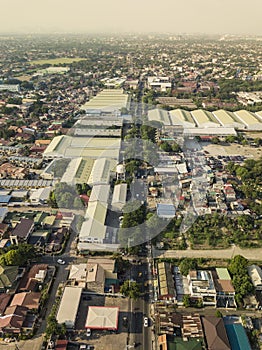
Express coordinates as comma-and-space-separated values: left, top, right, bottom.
153, 245, 262, 261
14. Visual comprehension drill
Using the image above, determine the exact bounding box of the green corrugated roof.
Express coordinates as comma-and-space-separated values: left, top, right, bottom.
216, 268, 231, 280
225, 324, 251, 350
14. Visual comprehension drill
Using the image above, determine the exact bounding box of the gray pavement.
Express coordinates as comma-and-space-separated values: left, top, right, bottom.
153, 246, 262, 261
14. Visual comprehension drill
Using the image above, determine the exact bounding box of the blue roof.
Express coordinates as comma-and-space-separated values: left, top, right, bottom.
157, 203, 176, 218
225, 324, 251, 350
0, 195, 11, 204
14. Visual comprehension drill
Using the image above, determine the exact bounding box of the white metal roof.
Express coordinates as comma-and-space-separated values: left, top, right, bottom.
190, 109, 221, 128
111, 183, 127, 208
88, 158, 117, 186
169, 109, 196, 128
56, 287, 82, 327
148, 108, 171, 125
79, 219, 107, 242
85, 306, 119, 330
212, 110, 245, 129
89, 185, 110, 204
233, 110, 262, 129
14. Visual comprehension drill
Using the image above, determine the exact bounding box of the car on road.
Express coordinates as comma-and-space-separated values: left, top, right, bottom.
144, 317, 148, 327
57, 259, 65, 265
86, 328, 91, 337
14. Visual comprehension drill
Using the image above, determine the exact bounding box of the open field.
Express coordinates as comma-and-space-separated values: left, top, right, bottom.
30, 57, 86, 65
202, 142, 262, 159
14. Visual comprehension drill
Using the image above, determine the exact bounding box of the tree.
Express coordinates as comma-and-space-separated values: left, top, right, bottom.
179, 258, 198, 276
228, 255, 248, 276
120, 280, 141, 300
183, 295, 190, 307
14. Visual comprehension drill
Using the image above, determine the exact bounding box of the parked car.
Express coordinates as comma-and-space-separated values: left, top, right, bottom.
57, 259, 65, 265
86, 328, 91, 337
144, 317, 148, 327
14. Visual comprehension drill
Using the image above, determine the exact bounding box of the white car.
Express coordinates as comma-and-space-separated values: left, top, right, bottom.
86, 328, 91, 337
144, 317, 148, 327
57, 259, 65, 265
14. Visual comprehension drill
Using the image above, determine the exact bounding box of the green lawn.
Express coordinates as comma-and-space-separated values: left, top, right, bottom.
30, 57, 86, 65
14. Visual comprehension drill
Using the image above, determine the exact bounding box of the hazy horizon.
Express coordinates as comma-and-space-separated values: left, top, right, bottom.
1, 0, 262, 36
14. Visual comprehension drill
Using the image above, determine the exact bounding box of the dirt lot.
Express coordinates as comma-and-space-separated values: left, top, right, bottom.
202, 142, 262, 159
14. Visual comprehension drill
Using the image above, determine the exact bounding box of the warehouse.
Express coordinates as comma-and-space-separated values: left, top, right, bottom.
84, 201, 108, 224
79, 219, 107, 244
43, 135, 121, 160
60, 158, 94, 185
81, 89, 130, 112
169, 109, 196, 128
255, 111, 262, 121
190, 109, 221, 128
212, 110, 245, 129
233, 110, 262, 130
184, 127, 237, 137
89, 184, 110, 204
88, 158, 117, 186
111, 183, 127, 212
85, 306, 119, 330
148, 108, 171, 126
56, 286, 82, 329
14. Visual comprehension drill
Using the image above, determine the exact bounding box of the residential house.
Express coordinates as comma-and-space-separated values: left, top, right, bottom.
187, 270, 216, 307
0, 265, 19, 293
157, 262, 176, 302
213, 268, 236, 308
10, 292, 41, 311
0, 305, 29, 335
18, 264, 48, 292
247, 265, 262, 291
10, 218, 34, 244
202, 316, 231, 350
0, 294, 12, 315
182, 314, 204, 339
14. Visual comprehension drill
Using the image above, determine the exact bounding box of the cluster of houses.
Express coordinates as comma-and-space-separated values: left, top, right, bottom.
0, 264, 52, 336
157, 311, 252, 350
0, 210, 73, 252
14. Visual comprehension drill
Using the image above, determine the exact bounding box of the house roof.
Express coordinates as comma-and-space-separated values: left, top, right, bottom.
85, 306, 119, 330
0, 265, 19, 290
0, 305, 27, 330
0, 293, 12, 315
10, 292, 41, 310
225, 323, 252, 350
202, 316, 231, 350
12, 218, 34, 239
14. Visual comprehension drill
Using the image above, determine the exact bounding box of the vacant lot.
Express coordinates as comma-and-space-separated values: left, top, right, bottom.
202, 143, 262, 159
30, 57, 86, 65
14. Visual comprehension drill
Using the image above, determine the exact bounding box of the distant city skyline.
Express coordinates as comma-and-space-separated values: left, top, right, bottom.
1, 0, 262, 36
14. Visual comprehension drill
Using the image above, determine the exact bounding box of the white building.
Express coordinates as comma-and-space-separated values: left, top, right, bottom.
169, 109, 196, 128
247, 265, 262, 291
233, 110, 262, 130
190, 109, 221, 128
111, 183, 127, 212
56, 286, 82, 328
148, 108, 171, 126
29, 187, 52, 205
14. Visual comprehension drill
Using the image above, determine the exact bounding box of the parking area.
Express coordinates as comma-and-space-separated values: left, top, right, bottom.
74, 295, 130, 350
202, 143, 262, 160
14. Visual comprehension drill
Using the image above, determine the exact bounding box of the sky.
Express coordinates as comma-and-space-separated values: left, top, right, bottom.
1, 0, 262, 35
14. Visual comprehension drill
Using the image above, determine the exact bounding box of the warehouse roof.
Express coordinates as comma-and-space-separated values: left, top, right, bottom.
81, 89, 130, 111
88, 158, 117, 186
89, 184, 110, 204
43, 136, 121, 160
184, 128, 237, 136
85, 201, 108, 224
148, 108, 171, 125
111, 183, 127, 206
225, 323, 251, 350
79, 219, 107, 242
212, 110, 245, 128
191, 109, 221, 127
85, 306, 119, 330
56, 287, 82, 327
169, 109, 196, 127
233, 110, 262, 126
